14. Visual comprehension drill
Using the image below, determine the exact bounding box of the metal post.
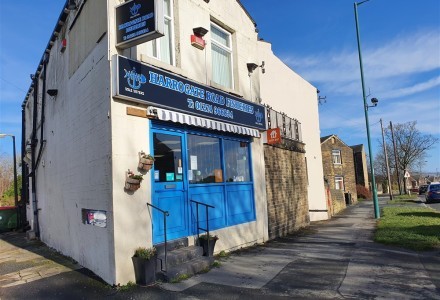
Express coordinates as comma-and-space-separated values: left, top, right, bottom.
12, 136, 18, 208
163, 213, 167, 272
206, 205, 210, 256
380, 119, 393, 200
354, 1, 380, 218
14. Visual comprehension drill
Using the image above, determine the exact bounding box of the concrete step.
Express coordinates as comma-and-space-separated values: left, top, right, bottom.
155, 238, 188, 255
157, 245, 203, 268
157, 256, 214, 282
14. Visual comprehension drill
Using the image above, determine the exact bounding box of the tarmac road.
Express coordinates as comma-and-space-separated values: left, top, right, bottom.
1, 200, 439, 300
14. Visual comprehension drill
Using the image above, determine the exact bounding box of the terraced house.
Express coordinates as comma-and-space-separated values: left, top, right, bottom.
22, 0, 327, 284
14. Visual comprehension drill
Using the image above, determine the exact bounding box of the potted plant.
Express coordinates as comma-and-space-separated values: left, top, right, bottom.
198, 234, 218, 257
125, 171, 143, 191
138, 152, 155, 171
132, 246, 157, 285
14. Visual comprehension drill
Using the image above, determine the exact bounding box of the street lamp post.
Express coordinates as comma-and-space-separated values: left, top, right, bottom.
354, 0, 380, 218
0, 134, 18, 208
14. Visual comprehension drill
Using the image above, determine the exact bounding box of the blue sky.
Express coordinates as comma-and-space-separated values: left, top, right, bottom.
1, 0, 439, 173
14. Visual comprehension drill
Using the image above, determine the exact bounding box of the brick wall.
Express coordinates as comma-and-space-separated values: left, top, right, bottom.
264, 144, 310, 240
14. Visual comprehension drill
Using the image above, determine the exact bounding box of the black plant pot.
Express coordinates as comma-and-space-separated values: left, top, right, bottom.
132, 256, 157, 285
199, 239, 217, 256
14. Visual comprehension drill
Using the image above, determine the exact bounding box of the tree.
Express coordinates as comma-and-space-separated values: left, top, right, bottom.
377, 121, 439, 193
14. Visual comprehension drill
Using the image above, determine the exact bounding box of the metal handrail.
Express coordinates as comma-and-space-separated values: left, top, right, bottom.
147, 203, 169, 272
190, 200, 215, 256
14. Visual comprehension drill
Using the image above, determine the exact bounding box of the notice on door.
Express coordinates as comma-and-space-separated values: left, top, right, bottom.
190, 155, 198, 170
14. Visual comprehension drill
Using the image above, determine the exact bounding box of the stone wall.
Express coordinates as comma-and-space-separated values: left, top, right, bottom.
264, 143, 309, 240
330, 189, 346, 215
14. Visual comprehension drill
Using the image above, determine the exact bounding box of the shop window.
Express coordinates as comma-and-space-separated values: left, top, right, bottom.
224, 140, 250, 182
335, 176, 344, 190
153, 133, 183, 182
145, 0, 174, 65
332, 149, 342, 164
211, 23, 233, 89
188, 134, 222, 184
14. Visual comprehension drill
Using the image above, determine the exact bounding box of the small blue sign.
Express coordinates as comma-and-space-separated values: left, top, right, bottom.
166, 173, 175, 181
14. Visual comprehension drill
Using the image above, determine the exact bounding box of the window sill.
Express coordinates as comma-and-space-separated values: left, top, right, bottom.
140, 54, 188, 79
209, 81, 244, 99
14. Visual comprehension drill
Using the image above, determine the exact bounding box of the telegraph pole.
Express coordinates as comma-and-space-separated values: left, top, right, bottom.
390, 121, 402, 195
380, 119, 393, 200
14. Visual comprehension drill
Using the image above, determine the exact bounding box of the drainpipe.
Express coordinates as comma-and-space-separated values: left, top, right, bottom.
36, 56, 48, 168
20, 103, 28, 228
31, 74, 40, 238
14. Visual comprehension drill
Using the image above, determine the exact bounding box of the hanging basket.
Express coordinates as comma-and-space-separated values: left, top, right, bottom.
125, 171, 143, 191
138, 160, 154, 171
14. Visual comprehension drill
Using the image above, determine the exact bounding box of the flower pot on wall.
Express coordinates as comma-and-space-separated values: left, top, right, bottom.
138, 159, 154, 171
138, 152, 155, 172
125, 171, 143, 191
132, 256, 157, 285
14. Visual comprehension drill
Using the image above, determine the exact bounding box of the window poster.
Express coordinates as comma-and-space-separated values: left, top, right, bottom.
190, 155, 198, 170
154, 170, 160, 181
166, 173, 175, 181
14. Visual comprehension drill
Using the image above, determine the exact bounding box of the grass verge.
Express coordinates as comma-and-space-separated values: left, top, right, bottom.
374, 206, 440, 251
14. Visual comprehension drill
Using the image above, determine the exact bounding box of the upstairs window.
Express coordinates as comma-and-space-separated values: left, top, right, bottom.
145, 0, 174, 65
332, 149, 342, 164
211, 23, 233, 89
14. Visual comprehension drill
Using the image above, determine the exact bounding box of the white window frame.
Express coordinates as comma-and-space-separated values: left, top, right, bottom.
335, 176, 344, 190
332, 149, 342, 164
210, 22, 234, 89
145, 0, 175, 65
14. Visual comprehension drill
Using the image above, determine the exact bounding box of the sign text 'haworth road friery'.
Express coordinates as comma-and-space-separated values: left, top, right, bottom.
113, 55, 267, 130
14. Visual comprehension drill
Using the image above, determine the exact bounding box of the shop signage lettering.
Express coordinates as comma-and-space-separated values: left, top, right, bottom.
114, 55, 267, 130
115, 0, 164, 49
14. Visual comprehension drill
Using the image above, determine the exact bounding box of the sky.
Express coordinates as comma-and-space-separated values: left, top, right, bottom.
1, 0, 439, 174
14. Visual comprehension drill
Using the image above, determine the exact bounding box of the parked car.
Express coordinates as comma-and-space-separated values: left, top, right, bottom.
425, 183, 440, 203
418, 184, 429, 195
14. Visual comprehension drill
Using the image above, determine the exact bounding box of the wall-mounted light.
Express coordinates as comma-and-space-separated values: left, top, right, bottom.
47, 89, 58, 97
247, 61, 265, 76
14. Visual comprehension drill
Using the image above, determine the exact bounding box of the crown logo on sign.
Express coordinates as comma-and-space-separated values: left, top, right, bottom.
130, 3, 141, 16
255, 109, 263, 123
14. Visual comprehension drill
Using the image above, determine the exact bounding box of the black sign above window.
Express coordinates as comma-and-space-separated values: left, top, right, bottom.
115, 0, 164, 49
113, 55, 266, 130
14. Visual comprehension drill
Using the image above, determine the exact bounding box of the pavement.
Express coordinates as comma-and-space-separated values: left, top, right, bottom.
1, 199, 439, 299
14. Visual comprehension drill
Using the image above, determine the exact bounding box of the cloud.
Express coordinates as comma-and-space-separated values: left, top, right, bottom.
380, 76, 440, 99
280, 29, 440, 95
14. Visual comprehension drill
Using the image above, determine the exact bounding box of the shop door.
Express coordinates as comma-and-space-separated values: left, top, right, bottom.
152, 131, 188, 244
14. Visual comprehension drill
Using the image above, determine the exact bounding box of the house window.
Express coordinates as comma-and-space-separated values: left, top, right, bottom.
332, 149, 342, 164
335, 176, 344, 190
211, 23, 233, 89
145, 0, 174, 65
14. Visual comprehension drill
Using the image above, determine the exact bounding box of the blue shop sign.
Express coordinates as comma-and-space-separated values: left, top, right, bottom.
114, 55, 266, 130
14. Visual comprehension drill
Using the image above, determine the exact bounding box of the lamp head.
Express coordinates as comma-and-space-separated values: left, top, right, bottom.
371, 97, 378, 105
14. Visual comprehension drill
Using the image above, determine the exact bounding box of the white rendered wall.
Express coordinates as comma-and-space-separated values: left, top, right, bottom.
258, 41, 328, 221
26, 33, 114, 283
108, 0, 268, 284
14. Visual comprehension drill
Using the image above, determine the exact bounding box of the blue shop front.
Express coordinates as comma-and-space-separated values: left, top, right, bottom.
113, 55, 266, 245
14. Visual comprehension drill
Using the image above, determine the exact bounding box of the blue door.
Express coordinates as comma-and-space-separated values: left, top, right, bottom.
152, 131, 188, 244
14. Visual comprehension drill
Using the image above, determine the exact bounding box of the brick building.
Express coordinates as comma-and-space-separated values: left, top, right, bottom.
321, 135, 358, 215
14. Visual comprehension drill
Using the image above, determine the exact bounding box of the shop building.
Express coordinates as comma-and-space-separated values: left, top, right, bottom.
22, 0, 327, 284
